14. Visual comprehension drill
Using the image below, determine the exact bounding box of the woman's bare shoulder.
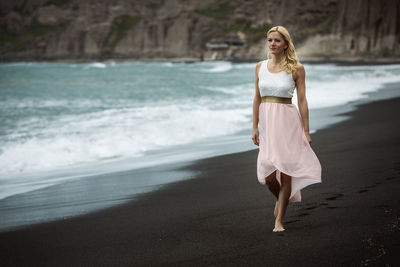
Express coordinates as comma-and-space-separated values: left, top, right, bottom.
294, 62, 305, 78
255, 60, 263, 72
292, 62, 305, 81
295, 62, 305, 72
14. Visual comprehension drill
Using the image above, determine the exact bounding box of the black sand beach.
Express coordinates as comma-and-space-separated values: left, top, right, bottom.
1, 95, 400, 266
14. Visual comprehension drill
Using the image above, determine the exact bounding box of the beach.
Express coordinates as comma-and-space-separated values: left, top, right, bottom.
1, 89, 400, 266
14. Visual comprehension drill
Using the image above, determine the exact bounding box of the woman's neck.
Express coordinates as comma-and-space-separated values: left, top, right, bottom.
270, 54, 284, 65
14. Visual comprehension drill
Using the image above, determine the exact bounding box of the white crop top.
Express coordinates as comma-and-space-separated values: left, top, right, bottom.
258, 59, 295, 98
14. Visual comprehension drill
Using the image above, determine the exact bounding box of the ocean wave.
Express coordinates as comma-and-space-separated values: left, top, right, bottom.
0, 103, 250, 175
160, 62, 175, 67
2, 61, 400, 179
305, 63, 400, 71
84, 62, 107, 69
306, 66, 400, 109
233, 63, 256, 69
201, 84, 252, 95
201, 61, 233, 72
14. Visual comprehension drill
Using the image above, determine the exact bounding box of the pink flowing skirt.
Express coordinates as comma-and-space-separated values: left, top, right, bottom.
257, 102, 322, 202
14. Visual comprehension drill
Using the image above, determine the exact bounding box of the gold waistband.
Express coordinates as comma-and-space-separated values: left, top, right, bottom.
261, 96, 292, 104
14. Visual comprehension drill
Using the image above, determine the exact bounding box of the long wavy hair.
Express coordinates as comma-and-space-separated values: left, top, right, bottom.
266, 26, 298, 74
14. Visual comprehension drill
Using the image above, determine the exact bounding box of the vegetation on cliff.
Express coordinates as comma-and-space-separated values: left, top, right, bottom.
102, 14, 141, 52
223, 18, 267, 43
44, 0, 71, 7
195, 0, 235, 20
0, 20, 66, 51
145, 0, 165, 10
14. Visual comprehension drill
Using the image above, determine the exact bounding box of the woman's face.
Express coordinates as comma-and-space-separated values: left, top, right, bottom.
267, 31, 288, 55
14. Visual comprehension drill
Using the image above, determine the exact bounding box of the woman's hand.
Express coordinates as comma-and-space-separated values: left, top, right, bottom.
252, 128, 259, 146
304, 131, 312, 144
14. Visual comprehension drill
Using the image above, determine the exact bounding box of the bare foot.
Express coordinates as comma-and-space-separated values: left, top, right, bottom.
273, 220, 285, 232
274, 201, 278, 218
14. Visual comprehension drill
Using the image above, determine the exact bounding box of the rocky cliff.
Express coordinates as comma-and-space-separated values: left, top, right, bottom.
0, 0, 399, 61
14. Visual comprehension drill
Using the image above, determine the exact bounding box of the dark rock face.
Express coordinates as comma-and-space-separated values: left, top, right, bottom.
0, 0, 399, 61
334, 0, 400, 57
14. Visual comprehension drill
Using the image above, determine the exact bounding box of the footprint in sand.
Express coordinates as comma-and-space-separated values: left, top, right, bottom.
299, 205, 318, 212
327, 206, 339, 209
285, 219, 300, 224
362, 176, 398, 191
305, 206, 318, 210
298, 213, 310, 217
325, 193, 344, 201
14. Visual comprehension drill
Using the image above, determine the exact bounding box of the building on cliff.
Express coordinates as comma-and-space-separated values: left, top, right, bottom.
206, 32, 245, 60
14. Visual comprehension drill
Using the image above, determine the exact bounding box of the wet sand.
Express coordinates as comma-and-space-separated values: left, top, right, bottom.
1, 96, 400, 266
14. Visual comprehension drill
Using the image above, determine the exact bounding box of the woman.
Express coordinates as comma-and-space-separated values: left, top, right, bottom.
252, 26, 322, 232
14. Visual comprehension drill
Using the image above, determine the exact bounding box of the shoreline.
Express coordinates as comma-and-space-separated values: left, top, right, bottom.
1, 91, 399, 265
1, 80, 400, 232
2, 56, 400, 65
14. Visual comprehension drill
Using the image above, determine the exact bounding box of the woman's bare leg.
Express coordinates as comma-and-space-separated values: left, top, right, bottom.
265, 171, 280, 198
264, 171, 280, 217
273, 172, 292, 232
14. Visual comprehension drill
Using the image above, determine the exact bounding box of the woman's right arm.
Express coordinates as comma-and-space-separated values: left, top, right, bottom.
252, 62, 262, 146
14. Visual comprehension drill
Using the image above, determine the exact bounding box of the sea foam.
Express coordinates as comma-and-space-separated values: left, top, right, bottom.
1, 61, 400, 199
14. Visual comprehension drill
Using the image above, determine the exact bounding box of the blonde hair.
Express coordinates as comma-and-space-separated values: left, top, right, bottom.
266, 26, 298, 74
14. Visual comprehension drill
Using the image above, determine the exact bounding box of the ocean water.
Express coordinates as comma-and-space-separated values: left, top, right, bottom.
1, 60, 400, 200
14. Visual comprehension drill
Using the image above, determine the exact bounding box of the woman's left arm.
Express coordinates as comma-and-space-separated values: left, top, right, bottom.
295, 63, 312, 143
